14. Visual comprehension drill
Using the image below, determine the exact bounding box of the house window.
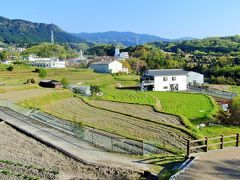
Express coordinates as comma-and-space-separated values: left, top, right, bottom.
163, 77, 168, 81
163, 86, 168, 89
172, 77, 177, 81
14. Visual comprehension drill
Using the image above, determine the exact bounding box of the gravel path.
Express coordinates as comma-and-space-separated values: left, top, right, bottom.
0, 121, 141, 180
176, 148, 240, 180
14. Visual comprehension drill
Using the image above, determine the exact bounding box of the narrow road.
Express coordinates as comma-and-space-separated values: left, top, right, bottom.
176, 148, 240, 180
0, 107, 149, 172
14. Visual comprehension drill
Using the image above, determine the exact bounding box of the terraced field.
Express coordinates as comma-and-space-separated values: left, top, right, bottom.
0, 88, 62, 103
43, 98, 191, 152
149, 92, 216, 121
87, 99, 183, 126
100, 89, 217, 123
100, 89, 156, 106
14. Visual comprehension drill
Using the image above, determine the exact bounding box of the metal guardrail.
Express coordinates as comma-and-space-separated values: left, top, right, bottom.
189, 87, 237, 99
0, 99, 165, 155
187, 134, 240, 157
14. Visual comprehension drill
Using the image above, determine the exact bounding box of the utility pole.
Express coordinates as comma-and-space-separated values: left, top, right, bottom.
51, 30, 54, 44
136, 34, 139, 46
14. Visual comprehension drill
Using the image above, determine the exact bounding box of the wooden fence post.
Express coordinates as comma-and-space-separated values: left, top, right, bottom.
205, 137, 208, 152
220, 135, 224, 149
236, 134, 239, 147
187, 139, 191, 157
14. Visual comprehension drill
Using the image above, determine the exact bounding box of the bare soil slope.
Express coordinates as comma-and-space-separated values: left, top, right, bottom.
0, 122, 140, 180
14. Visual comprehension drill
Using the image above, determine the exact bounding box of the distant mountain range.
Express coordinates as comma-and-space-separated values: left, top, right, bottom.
0, 16, 195, 46
0, 16, 83, 45
73, 31, 196, 46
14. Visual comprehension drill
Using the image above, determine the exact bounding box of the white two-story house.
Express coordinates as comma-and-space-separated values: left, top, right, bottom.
141, 69, 204, 91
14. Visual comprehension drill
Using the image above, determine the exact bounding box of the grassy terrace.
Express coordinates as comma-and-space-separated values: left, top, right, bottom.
228, 85, 240, 96
1, 65, 237, 139
98, 89, 216, 122
1, 66, 237, 176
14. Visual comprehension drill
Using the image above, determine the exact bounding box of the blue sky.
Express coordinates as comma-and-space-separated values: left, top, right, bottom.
1, 0, 240, 39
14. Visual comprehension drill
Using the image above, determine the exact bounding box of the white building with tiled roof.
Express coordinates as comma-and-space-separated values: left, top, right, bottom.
141, 69, 204, 91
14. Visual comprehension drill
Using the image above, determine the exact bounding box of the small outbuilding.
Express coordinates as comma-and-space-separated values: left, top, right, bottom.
39, 80, 63, 88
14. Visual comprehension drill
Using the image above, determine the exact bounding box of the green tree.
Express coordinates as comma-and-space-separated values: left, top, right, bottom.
121, 60, 132, 73
229, 97, 240, 125
0, 51, 8, 60
61, 78, 69, 88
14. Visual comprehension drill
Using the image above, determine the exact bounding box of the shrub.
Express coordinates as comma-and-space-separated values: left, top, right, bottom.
6, 66, 13, 71
38, 68, 47, 78
229, 96, 240, 125
90, 85, 101, 95
61, 78, 69, 88
72, 116, 85, 138
26, 79, 31, 84
34, 68, 40, 73
30, 78, 36, 84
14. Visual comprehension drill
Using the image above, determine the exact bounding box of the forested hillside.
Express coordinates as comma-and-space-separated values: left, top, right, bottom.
0, 16, 83, 45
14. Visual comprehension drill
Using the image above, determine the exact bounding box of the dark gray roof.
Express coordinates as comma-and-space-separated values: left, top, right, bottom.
90, 60, 115, 65
40, 80, 62, 85
143, 69, 189, 76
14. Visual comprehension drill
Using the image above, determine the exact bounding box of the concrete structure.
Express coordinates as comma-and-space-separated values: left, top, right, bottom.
28, 55, 65, 68
141, 69, 204, 91
89, 60, 124, 73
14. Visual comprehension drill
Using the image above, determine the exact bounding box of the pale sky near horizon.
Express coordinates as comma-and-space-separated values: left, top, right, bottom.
1, 0, 240, 39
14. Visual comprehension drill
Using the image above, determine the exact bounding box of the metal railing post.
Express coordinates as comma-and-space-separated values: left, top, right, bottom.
187, 139, 191, 157
236, 134, 239, 147
220, 135, 224, 149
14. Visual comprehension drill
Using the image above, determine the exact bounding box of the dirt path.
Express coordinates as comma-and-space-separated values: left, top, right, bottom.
176, 148, 240, 180
0, 120, 141, 180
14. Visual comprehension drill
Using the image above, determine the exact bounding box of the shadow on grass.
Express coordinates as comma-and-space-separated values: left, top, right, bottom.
135, 155, 186, 179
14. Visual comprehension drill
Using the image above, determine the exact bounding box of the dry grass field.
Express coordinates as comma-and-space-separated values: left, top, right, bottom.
87, 99, 183, 126
43, 97, 191, 152
0, 88, 62, 103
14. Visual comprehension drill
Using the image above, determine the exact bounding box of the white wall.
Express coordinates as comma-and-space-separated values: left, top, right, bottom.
90, 61, 123, 73
187, 72, 204, 85
154, 75, 187, 91
29, 60, 65, 68
108, 61, 122, 73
